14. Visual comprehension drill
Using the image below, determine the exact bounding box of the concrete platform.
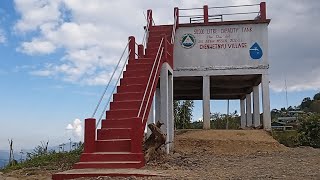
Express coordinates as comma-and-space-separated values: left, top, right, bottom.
52, 168, 166, 180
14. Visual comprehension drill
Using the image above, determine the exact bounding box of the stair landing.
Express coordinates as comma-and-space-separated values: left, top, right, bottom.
52, 168, 166, 180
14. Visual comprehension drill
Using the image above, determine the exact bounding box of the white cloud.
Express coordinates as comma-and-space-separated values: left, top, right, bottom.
14, 0, 62, 33
13, 0, 320, 92
14, 0, 137, 85
18, 39, 56, 55
66, 118, 83, 140
66, 124, 73, 130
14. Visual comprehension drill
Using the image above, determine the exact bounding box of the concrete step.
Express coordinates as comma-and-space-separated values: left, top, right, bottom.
73, 161, 144, 169
146, 42, 161, 48
123, 69, 151, 78
97, 128, 131, 140
147, 36, 165, 43
128, 58, 152, 65
110, 100, 145, 110
52, 168, 164, 180
145, 47, 162, 56
113, 92, 143, 101
79, 152, 144, 162
120, 76, 149, 86
116, 84, 145, 93
150, 25, 173, 31
148, 32, 172, 38
96, 139, 131, 152
126, 62, 153, 70
106, 109, 138, 119
101, 117, 141, 129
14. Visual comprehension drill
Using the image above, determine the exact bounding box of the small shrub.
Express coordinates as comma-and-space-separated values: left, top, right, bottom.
298, 114, 320, 148
272, 130, 300, 147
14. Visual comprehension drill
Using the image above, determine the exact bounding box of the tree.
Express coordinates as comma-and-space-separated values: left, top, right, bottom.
310, 100, 320, 113
300, 97, 312, 111
173, 100, 181, 129
287, 106, 294, 111
174, 100, 194, 129
313, 92, 320, 101
298, 114, 320, 148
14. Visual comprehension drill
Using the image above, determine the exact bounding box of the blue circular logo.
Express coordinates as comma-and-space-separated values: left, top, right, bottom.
180, 34, 196, 49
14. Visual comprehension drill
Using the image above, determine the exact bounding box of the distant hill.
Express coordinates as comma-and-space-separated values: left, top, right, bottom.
0, 150, 25, 168
0, 150, 9, 168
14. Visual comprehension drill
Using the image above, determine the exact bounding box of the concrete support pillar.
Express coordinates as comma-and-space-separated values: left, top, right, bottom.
168, 74, 174, 149
261, 74, 271, 130
160, 63, 169, 153
253, 85, 261, 127
246, 93, 252, 127
203, 76, 211, 129
155, 88, 160, 122
240, 99, 246, 129
146, 99, 154, 137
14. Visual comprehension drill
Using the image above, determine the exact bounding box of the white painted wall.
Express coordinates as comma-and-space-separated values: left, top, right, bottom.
173, 23, 268, 70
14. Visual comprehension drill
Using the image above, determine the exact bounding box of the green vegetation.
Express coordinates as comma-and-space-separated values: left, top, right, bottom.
272, 114, 320, 148
272, 130, 300, 147
1, 142, 83, 173
298, 114, 320, 148
174, 100, 194, 129
300, 92, 320, 112
210, 112, 240, 129
176, 112, 240, 130
174, 100, 240, 130
271, 91, 320, 149
271, 92, 320, 121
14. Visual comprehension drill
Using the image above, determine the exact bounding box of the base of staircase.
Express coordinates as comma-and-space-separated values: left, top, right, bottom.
52, 168, 166, 180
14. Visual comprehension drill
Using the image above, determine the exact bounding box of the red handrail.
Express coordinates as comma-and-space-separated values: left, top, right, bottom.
137, 38, 164, 119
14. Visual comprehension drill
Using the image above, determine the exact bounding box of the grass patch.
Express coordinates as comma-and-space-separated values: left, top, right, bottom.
272, 130, 300, 147
1, 147, 82, 173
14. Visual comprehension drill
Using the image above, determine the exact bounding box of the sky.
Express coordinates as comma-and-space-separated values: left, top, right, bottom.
0, 0, 320, 150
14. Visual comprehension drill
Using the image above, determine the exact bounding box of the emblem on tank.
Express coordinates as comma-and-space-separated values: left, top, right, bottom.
249, 42, 263, 59
181, 33, 196, 49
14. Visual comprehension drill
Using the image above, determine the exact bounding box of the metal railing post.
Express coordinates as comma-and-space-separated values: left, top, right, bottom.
260, 2, 266, 20
203, 5, 209, 24
147, 9, 153, 29
174, 7, 179, 28
128, 36, 135, 61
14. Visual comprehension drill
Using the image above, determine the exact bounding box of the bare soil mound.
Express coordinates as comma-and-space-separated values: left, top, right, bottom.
174, 130, 287, 155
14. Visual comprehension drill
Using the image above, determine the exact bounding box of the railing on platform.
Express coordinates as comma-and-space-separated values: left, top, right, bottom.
176, 2, 266, 24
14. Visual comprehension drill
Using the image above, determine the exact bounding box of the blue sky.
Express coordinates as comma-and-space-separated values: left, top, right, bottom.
1, 0, 320, 150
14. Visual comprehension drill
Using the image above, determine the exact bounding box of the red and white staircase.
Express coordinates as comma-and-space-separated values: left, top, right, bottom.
53, 10, 175, 179
52, 8, 177, 180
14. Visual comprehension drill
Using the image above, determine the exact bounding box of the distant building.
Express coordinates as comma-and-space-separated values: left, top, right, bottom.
271, 121, 293, 131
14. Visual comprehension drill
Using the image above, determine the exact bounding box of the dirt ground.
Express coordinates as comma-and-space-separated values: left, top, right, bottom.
1, 130, 320, 180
